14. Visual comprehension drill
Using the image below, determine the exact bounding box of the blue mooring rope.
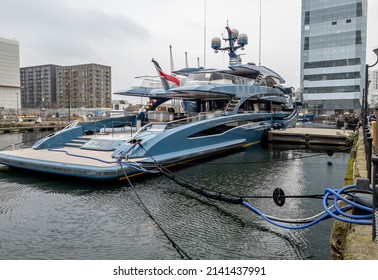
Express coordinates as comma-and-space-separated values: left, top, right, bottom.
322, 185, 372, 225
242, 184, 372, 229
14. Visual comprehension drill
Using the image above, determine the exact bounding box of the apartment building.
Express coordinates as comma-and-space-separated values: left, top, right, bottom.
56, 63, 111, 109
20, 65, 60, 109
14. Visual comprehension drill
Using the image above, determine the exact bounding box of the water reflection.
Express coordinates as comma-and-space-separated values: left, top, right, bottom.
0, 131, 51, 150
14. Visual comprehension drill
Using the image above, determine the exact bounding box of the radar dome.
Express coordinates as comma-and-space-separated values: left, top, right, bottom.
211, 37, 221, 52
231, 28, 239, 39
238, 33, 248, 46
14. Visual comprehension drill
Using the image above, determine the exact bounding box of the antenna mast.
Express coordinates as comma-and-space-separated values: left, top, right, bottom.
203, 0, 207, 68
169, 45, 174, 72
211, 24, 248, 65
259, 0, 262, 66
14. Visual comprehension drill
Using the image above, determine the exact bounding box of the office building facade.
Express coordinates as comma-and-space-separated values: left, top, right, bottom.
20, 65, 60, 109
0, 37, 20, 115
300, 0, 367, 115
56, 63, 111, 109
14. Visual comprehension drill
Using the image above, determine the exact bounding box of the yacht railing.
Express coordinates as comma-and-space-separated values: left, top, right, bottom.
184, 72, 255, 86
130, 106, 297, 141
95, 121, 135, 138
130, 76, 163, 89
132, 111, 224, 138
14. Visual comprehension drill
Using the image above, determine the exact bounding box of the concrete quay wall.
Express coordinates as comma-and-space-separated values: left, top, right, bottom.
0, 121, 69, 134
330, 127, 378, 259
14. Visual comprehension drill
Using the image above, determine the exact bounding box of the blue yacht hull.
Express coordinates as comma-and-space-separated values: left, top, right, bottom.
0, 111, 297, 181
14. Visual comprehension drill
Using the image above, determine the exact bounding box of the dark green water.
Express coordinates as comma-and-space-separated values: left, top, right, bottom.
0, 132, 349, 259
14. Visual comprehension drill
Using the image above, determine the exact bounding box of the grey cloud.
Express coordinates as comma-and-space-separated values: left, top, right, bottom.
1, 0, 151, 64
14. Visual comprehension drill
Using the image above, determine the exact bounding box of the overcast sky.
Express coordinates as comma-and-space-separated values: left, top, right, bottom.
1, 0, 378, 99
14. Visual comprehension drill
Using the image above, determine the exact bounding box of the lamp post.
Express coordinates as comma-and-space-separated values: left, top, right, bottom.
68, 91, 71, 122
66, 81, 71, 122
16, 92, 19, 117
367, 48, 378, 242
365, 48, 378, 125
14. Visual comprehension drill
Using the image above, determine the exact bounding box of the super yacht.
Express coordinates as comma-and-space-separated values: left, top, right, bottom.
0, 24, 297, 181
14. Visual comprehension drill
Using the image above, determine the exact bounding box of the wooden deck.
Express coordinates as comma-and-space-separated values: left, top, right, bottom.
268, 127, 354, 147
0, 147, 119, 167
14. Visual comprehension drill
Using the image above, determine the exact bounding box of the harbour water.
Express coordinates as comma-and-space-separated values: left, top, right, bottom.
0, 131, 349, 260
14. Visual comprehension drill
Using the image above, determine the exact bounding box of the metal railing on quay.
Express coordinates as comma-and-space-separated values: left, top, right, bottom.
365, 120, 378, 242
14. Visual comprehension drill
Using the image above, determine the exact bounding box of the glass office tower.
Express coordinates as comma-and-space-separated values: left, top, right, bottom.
300, 0, 367, 115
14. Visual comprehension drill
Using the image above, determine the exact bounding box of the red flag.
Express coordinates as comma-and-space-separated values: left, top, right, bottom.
152, 59, 180, 88
157, 69, 180, 86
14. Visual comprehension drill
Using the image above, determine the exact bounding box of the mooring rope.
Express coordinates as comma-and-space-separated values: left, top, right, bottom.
135, 142, 373, 229
120, 163, 192, 260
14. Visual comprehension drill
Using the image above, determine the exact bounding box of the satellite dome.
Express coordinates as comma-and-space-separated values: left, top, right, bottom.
211, 37, 221, 52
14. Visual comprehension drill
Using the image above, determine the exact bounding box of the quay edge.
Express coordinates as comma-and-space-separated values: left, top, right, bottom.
330, 127, 378, 260
0, 121, 69, 134
268, 127, 354, 147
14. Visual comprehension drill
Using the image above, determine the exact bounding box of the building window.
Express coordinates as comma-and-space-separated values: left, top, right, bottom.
332, 21, 337, 25
304, 11, 310, 25
304, 72, 361, 81
356, 2, 363, 17
303, 85, 360, 94
346, 19, 352, 23
304, 37, 309, 50
355, 30, 362, 44
305, 3, 363, 25
303, 31, 362, 50
304, 58, 361, 69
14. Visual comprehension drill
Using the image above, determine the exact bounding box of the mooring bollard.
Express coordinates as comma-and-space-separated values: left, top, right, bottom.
353, 178, 371, 217
374, 186, 378, 243
367, 137, 373, 182
364, 127, 370, 157
371, 156, 378, 242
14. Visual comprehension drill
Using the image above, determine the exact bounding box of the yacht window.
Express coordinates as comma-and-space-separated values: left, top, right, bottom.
184, 72, 254, 86
149, 124, 167, 132
188, 123, 238, 138
188, 118, 271, 138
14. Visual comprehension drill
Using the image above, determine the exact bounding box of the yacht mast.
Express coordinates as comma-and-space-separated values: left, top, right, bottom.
259, 0, 262, 66
211, 23, 248, 65
169, 45, 174, 72
203, 0, 207, 68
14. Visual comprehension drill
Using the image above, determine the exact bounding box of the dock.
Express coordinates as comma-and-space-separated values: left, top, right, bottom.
268, 127, 354, 147
0, 122, 69, 134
